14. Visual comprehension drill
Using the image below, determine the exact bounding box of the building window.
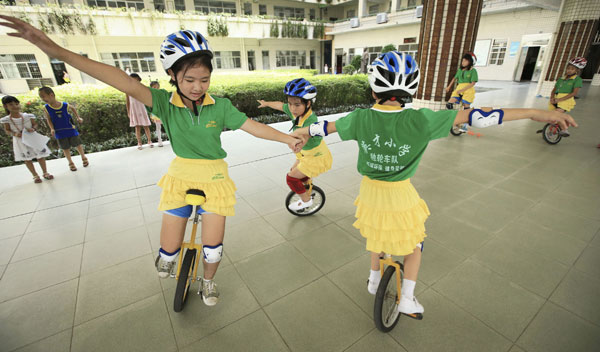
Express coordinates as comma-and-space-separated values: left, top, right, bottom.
29, 0, 46, 5
274, 6, 304, 19
0, 54, 43, 79
154, 0, 165, 11
276, 50, 306, 67
309, 8, 316, 20
347, 9, 355, 18
87, 0, 145, 10
366, 46, 383, 64
407, 0, 416, 7
194, 1, 237, 15
57, 0, 75, 6
100, 52, 156, 73
348, 48, 355, 65
368, 4, 379, 15
244, 2, 252, 15
174, 0, 186, 11
215, 51, 241, 69
490, 39, 507, 65
310, 50, 315, 69
259, 4, 267, 15
397, 44, 419, 59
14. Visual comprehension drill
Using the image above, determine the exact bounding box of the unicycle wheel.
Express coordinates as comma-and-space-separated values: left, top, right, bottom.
285, 184, 326, 216
450, 125, 464, 136
374, 262, 403, 332
174, 248, 196, 312
542, 123, 562, 145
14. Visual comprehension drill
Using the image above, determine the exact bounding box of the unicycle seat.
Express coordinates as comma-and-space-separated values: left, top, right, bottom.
185, 189, 206, 206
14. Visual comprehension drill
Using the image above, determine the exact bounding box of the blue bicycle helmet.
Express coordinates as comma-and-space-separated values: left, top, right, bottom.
368, 51, 420, 95
284, 78, 317, 103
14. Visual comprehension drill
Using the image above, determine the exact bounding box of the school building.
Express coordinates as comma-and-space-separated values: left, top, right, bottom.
0, 0, 598, 95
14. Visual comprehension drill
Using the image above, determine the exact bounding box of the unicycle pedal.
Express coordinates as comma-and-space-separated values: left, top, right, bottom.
403, 312, 424, 320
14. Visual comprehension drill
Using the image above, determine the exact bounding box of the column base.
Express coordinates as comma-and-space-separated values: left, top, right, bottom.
538, 81, 556, 98
411, 98, 446, 111
592, 73, 600, 86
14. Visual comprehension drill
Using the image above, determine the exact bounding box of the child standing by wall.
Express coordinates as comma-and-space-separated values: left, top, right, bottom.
548, 57, 586, 137
1, 96, 54, 183
292, 51, 576, 315
38, 86, 89, 171
127, 73, 154, 150
149, 81, 165, 147
257, 78, 333, 211
0, 15, 302, 306
446, 52, 478, 133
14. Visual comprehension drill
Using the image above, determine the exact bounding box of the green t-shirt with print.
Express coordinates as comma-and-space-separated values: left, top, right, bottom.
283, 103, 322, 150
555, 75, 582, 94
150, 88, 247, 159
455, 68, 478, 84
335, 106, 457, 181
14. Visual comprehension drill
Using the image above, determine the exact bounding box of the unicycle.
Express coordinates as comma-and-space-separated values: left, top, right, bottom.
373, 254, 423, 332
173, 189, 206, 312
448, 94, 474, 137
285, 178, 326, 216
536, 123, 567, 145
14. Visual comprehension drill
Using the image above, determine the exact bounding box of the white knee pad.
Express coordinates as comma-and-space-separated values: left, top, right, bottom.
202, 244, 223, 264
468, 109, 504, 128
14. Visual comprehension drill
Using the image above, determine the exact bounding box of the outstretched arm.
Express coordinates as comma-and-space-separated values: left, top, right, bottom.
0, 15, 152, 107
240, 118, 303, 152
454, 108, 577, 130
257, 100, 284, 111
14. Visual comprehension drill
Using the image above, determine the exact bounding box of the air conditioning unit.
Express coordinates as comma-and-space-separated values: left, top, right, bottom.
376, 12, 388, 24
350, 17, 360, 28
416, 5, 423, 18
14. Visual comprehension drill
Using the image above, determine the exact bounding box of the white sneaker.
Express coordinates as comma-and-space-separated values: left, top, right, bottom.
158, 141, 164, 147
458, 125, 468, 133
397, 295, 424, 314
201, 278, 219, 306
367, 279, 379, 295
288, 198, 313, 211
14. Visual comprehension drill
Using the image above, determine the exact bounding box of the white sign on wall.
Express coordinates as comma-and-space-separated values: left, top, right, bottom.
473, 39, 492, 66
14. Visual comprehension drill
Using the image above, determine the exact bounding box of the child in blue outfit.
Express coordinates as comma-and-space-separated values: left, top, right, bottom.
39, 86, 88, 171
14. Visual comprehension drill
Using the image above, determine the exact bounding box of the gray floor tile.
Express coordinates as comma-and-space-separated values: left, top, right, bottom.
0, 245, 82, 302
537, 191, 600, 220
224, 198, 260, 227
31, 201, 89, 224
450, 164, 506, 187
243, 186, 288, 216
425, 175, 486, 198
574, 244, 600, 279
335, 214, 363, 241
11, 219, 86, 262
517, 302, 600, 352
223, 216, 286, 263
472, 237, 569, 298
263, 209, 333, 240
496, 217, 587, 266
508, 345, 526, 352
0, 213, 31, 240
84, 205, 145, 242
390, 289, 511, 352
345, 329, 406, 352
413, 183, 463, 215
425, 213, 492, 257
470, 188, 535, 213
291, 223, 365, 273
234, 242, 322, 306
181, 310, 289, 352
493, 178, 548, 202
445, 198, 523, 233
13, 329, 72, 352
550, 269, 600, 326
418, 239, 465, 286
80, 225, 152, 275
165, 265, 260, 347
319, 190, 360, 222
523, 203, 600, 243
264, 276, 372, 352
71, 293, 177, 352
0, 236, 20, 266
0, 279, 77, 352
434, 260, 545, 341
75, 254, 162, 325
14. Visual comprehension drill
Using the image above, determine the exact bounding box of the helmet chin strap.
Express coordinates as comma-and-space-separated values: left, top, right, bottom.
174, 81, 202, 116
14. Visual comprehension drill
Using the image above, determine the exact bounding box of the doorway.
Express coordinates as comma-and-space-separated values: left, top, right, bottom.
262, 50, 270, 70
50, 59, 67, 85
515, 46, 541, 82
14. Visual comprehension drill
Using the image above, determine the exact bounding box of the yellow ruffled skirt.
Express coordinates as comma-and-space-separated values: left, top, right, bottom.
548, 93, 575, 112
157, 157, 236, 216
451, 83, 476, 105
296, 139, 333, 178
353, 177, 430, 256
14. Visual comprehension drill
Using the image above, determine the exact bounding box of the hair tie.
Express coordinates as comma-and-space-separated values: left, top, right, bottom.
390, 97, 396, 101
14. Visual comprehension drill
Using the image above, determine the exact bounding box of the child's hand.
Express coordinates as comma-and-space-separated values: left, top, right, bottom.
257, 100, 268, 108
77, 118, 83, 123
287, 136, 304, 153
446, 86, 451, 93
50, 129, 55, 136
531, 110, 578, 130
0, 15, 60, 55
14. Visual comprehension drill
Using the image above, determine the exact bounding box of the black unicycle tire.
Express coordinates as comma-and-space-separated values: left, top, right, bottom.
174, 249, 196, 312
450, 125, 463, 136
542, 123, 562, 145
374, 262, 404, 332
285, 184, 326, 217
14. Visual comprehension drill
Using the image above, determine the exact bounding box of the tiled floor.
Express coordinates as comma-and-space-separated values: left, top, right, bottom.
1, 81, 599, 352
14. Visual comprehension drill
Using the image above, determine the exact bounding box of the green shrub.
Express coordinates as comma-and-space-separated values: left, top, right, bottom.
351, 55, 362, 72
382, 44, 396, 53
342, 65, 356, 75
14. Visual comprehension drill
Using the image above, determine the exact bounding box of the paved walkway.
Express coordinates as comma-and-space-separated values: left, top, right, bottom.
1, 81, 599, 352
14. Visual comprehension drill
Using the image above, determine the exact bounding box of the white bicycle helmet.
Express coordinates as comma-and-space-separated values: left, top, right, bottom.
568, 57, 587, 69
368, 51, 420, 96
159, 30, 213, 72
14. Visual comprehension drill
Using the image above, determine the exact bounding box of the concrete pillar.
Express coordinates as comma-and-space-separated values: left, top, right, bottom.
358, 0, 367, 18
591, 65, 600, 86
413, 0, 483, 110
391, 0, 398, 13
537, 0, 600, 96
